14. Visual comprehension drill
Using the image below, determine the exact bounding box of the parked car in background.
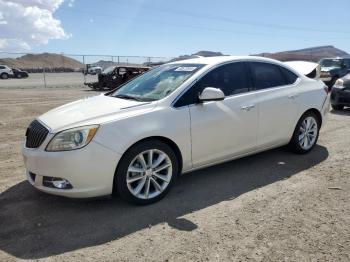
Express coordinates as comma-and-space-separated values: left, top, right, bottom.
330, 73, 350, 110
0, 65, 14, 79
83, 64, 102, 75
85, 65, 150, 90
11, 68, 29, 78
22, 56, 330, 204
319, 57, 350, 87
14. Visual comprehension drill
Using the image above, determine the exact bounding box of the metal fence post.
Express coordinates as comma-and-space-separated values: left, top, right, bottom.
43, 67, 47, 88
82, 55, 86, 84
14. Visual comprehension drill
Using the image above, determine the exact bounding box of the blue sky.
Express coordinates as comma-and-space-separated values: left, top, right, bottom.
23, 0, 350, 57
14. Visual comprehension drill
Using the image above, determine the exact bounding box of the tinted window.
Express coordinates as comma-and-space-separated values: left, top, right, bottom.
195, 62, 250, 96
280, 67, 298, 84
174, 62, 250, 107
0, 66, 5, 69
250, 62, 286, 89
174, 87, 194, 108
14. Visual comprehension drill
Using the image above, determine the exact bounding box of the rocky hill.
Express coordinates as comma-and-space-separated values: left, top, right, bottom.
0, 53, 83, 70
256, 46, 349, 62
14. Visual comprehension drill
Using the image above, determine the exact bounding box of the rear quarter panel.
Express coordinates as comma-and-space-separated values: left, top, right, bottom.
296, 78, 328, 126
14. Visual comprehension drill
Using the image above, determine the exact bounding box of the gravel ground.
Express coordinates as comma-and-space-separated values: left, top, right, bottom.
0, 87, 349, 262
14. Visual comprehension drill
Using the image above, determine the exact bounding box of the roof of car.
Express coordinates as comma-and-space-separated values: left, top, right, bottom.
169, 55, 283, 66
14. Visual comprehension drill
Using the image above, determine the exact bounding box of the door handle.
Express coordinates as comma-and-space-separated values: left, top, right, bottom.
240, 104, 255, 111
288, 94, 299, 99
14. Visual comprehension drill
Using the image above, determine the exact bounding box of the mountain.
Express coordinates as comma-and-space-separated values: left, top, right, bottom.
256, 46, 349, 62
0, 53, 83, 69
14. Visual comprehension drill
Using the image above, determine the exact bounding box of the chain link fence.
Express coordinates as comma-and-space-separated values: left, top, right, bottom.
0, 52, 173, 88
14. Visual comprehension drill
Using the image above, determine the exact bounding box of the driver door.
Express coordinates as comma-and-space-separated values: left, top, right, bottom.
177, 62, 259, 167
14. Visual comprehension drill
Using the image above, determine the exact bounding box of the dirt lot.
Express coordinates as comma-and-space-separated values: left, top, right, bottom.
0, 73, 97, 89
0, 87, 349, 261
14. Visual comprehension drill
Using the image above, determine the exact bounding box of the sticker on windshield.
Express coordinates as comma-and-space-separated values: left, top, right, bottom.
175, 67, 198, 72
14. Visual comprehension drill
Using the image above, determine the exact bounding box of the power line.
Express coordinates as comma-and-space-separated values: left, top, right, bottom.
98, 0, 350, 35
62, 8, 350, 40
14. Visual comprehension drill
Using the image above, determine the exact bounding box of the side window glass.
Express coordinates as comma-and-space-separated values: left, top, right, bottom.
251, 62, 286, 89
173, 62, 251, 108
280, 67, 298, 84
195, 62, 250, 96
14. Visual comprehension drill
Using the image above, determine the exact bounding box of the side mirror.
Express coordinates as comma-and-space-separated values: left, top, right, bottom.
198, 87, 225, 102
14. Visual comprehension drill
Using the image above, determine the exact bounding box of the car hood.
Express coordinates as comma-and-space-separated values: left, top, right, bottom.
38, 94, 154, 133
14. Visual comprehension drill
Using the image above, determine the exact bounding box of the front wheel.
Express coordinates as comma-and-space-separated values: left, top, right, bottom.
288, 112, 320, 154
1, 73, 8, 79
114, 140, 178, 205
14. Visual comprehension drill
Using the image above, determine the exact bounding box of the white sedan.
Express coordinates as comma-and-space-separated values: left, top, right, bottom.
22, 56, 330, 204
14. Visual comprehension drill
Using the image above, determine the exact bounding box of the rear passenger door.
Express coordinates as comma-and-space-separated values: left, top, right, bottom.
249, 62, 300, 148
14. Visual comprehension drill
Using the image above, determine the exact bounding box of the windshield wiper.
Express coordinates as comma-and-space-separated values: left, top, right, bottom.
114, 94, 144, 102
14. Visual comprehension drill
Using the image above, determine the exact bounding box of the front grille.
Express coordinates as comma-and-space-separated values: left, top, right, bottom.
25, 120, 49, 148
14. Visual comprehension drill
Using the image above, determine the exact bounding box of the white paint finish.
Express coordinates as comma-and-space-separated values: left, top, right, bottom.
22, 141, 120, 197
190, 92, 258, 167
256, 84, 300, 148
22, 56, 329, 198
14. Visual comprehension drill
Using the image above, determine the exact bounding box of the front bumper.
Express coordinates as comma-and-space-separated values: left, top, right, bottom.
22, 140, 121, 198
331, 88, 350, 106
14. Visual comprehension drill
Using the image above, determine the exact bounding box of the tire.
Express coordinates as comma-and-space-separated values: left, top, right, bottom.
288, 111, 320, 154
114, 139, 178, 205
17, 74, 22, 79
331, 104, 344, 111
1, 73, 8, 79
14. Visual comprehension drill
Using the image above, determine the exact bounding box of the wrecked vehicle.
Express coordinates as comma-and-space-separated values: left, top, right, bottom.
85, 66, 150, 90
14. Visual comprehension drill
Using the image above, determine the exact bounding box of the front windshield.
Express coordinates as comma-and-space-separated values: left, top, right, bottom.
320, 59, 342, 68
110, 63, 204, 101
102, 65, 116, 74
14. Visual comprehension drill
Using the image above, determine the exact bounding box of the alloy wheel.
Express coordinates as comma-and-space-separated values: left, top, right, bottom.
126, 149, 172, 200
298, 116, 318, 150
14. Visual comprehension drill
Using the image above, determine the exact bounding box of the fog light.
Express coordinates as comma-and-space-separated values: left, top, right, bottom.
43, 176, 73, 189
52, 179, 70, 189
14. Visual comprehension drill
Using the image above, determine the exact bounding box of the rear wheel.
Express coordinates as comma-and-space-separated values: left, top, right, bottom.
288, 112, 320, 154
114, 140, 178, 205
331, 104, 344, 111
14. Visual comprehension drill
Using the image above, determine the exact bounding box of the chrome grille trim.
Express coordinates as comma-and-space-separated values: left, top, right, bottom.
25, 120, 49, 148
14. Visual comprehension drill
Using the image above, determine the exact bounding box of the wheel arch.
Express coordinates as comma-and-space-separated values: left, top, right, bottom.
302, 108, 323, 128
112, 136, 183, 194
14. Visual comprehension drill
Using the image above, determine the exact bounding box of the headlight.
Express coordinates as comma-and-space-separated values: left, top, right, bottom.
46, 125, 99, 152
333, 79, 344, 89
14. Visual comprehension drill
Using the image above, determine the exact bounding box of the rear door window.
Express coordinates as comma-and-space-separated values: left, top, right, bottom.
250, 62, 287, 90
280, 67, 298, 84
